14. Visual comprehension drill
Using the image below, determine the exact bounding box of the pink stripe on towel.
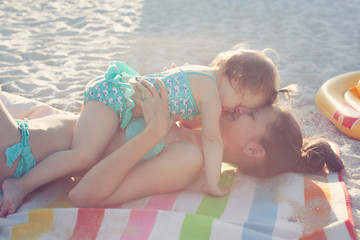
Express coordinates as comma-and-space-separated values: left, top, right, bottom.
70, 208, 105, 240
121, 209, 158, 240
145, 192, 180, 210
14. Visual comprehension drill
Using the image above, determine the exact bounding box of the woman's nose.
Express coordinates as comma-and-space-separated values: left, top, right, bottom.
235, 106, 248, 115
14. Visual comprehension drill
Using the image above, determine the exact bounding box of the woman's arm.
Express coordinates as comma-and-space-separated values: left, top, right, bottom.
69, 79, 174, 206
85, 141, 204, 208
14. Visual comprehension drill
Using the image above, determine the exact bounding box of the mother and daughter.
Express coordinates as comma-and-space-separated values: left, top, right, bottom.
0, 47, 344, 216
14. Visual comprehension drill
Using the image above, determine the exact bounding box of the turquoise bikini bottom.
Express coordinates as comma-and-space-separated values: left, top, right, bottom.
5, 118, 36, 179
125, 118, 166, 163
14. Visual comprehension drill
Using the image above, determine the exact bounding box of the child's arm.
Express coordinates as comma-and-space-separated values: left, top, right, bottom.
200, 95, 228, 197
178, 116, 202, 129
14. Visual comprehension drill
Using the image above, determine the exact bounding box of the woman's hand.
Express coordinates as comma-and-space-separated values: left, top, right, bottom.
162, 63, 177, 71
133, 78, 175, 138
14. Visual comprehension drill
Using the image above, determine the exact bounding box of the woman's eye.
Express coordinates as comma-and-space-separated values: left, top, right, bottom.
246, 111, 257, 120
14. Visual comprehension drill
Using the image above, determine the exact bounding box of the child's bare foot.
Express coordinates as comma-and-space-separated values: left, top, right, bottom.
0, 178, 26, 217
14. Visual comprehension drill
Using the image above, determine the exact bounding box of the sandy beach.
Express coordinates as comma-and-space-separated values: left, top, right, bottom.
0, 0, 359, 237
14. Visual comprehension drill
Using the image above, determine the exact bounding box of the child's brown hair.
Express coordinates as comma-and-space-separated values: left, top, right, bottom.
211, 47, 280, 107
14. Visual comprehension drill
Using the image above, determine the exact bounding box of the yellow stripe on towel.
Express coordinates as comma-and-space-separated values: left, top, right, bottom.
12, 208, 53, 240
47, 188, 73, 208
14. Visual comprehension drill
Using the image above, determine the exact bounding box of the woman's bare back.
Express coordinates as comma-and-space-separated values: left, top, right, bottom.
0, 114, 77, 184
28, 114, 78, 163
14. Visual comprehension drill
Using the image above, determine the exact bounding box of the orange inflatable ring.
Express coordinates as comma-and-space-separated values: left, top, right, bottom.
315, 71, 360, 140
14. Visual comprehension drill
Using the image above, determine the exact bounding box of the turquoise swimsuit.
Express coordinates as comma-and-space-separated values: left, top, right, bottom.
125, 118, 166, 162
5, 118, 36, 178
84, 62, 217, 161
84, 62, 140, 128
84, 62, 217, 128
138, 68, 216, 120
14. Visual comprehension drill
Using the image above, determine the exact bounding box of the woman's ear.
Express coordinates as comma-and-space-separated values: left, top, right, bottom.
242, 141, 265, 159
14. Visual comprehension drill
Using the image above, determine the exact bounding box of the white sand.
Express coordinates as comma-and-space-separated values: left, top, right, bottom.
0, 0, 359, 236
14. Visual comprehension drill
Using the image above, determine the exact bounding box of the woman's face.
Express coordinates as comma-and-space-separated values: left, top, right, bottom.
220, 106, 278, 164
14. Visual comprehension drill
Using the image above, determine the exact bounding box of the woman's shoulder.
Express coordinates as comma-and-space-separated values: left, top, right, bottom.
164, 140, 203, 161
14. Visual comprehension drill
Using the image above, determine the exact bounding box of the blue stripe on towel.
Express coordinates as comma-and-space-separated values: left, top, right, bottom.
242, 178, 279, 240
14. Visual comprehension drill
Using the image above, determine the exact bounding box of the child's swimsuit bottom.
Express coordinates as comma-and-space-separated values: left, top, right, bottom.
125, 118, 166, 163
84, 62, 141, 129
5, 118, 36, 179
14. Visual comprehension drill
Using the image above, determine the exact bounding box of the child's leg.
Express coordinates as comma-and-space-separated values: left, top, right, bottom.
0, 101, 119, 216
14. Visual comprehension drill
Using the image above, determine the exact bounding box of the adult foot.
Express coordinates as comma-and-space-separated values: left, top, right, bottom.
0, 178, 26, 217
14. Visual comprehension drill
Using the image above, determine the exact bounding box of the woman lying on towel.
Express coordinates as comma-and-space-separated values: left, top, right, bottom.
0, 81, 343, 215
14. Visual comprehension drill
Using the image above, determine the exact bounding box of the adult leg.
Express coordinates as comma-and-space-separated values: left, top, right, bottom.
0, 101, 22, 185
0, 101, 119, 216
70, 141, 204, 208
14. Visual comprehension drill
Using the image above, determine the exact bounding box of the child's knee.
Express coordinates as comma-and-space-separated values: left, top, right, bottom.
68, 187, 99, 208
68, 188, 85, 207
72, 149, 99, 168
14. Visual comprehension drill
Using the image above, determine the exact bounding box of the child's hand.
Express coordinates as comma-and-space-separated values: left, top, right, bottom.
201, 182, 228, 197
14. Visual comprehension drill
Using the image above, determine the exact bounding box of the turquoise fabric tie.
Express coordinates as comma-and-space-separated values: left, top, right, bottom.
104, 62, 141, 128
105, 61, 140, 81
5, 118, 36, 178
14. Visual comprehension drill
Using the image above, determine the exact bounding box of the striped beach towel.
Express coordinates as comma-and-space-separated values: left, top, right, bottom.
0, 156, 356, 239
0, 92, 357, 239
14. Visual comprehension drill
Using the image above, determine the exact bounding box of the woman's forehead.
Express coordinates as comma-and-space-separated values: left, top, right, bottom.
255, 106, 277, 123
